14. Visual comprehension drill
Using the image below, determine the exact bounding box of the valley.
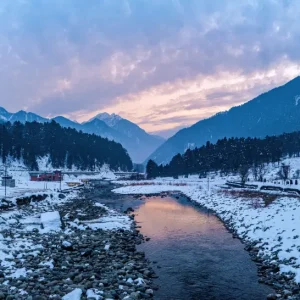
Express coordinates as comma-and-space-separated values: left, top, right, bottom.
1, 78, 300, 300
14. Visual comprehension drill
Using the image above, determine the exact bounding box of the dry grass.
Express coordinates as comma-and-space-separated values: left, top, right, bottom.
219, 189, 298, 207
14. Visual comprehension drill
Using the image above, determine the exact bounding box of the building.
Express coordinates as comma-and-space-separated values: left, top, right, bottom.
1, 176, 16, 188
29, 170, 63, 182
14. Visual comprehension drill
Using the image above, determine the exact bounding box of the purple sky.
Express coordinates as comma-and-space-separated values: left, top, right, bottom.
0, 0, 299, 137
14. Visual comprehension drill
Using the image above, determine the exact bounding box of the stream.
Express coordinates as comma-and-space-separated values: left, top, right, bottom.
96, 189, 274, 299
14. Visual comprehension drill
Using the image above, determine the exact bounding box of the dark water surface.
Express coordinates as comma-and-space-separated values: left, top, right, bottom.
99, 192, 273, 300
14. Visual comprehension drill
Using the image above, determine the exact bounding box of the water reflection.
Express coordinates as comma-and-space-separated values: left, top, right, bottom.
133, 195, 274, 300
136, 196, 219, 240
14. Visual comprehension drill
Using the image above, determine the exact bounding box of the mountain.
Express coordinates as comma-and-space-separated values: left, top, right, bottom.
147, 76, 300, 165
0, 107, 11, 122
0, 108, 165, 163
0, 121, 132, 171
0, 108, 47, 123
52, 116, 82, 131
81, 118, 124, 141
85, 114, 166, 163
89, 112, 122, 127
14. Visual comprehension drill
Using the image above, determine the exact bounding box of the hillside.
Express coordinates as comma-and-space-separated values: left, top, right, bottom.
147, 76, 300, 165
0, 109, 164, 163
0, 121, 132, 171
146, 130, 300, 178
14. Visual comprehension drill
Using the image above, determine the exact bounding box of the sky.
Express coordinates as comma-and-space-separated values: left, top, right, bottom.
0, 0, 300, 138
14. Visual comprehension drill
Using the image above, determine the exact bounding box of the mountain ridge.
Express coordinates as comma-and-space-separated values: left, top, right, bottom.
146, 76, 300, 165
0, 109, 165, 163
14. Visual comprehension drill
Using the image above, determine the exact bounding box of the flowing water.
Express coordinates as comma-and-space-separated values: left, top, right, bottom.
98, 191, 274, 300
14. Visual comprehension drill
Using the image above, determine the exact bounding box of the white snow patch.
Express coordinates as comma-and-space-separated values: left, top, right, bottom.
40, 211, 61, 232
39, 259, 54, 269
86, 288, 103, 299
84, 215, 131, 231
9, 268, 27, 279
62, 288, 82, 300
62, 241, 72, 248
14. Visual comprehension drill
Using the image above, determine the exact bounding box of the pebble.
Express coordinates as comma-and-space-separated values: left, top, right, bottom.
0, 186, 156, 299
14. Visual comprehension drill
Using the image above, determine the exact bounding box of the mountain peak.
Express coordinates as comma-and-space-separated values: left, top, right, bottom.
0, 107, 8, 113
88, 112, 123, 127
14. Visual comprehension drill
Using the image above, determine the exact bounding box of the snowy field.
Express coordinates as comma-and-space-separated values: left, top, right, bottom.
0, 161, 117, 200
0, 162, 133, 298
113, 171, 300, 287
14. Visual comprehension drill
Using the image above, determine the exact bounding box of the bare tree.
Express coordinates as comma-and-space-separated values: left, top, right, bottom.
239, 165, 250, 185
251, 163, 259, 181
278, 164, 290, 182
258, 163, 267, 182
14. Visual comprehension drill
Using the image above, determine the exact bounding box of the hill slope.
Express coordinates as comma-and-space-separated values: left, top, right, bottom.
147, 76, 300, 165
0, 109, 165, 163
0, 121, 132, 171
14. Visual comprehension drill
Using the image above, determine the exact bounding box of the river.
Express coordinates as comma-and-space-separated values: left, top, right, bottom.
97, 189, 274, 299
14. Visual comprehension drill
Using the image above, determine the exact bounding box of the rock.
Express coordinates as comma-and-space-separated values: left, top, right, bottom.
62, 241, 73, 251
267, 294, 277, 300
145, 289, 153, 295
59, 194, 66, 199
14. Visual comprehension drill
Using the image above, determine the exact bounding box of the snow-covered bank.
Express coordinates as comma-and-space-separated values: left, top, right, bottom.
0, 178, 147, 298
113, 179, 300, 296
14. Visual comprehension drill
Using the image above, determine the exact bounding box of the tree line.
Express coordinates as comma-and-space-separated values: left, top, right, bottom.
0, 121, 133, 171
146, 131, 300, 178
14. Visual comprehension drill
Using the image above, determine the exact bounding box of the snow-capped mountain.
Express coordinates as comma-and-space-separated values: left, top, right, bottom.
85, 113, 165, 162
0, 108, 165, 163
146, 76, 300, 165
0, 108, 47, 123
88, 112, 122, 127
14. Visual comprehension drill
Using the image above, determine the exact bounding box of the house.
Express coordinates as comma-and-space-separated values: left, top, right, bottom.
29, 170, 63, 182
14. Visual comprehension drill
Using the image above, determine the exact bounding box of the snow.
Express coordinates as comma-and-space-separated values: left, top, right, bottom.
86, 288, 103, 299
62, 288, 82, 300
114, 169, 300, 285
9, 267, 27, 279
39, 259, 54, 269
40, 211, 61, 232
91, 112, 122, 127
62, 241, 72, 248
135, 277, 145, 285
83, 215, 131, 231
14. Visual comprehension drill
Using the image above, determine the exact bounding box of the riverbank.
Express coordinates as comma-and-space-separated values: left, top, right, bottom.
113, 178, 300, 299
0, 185, 156, 299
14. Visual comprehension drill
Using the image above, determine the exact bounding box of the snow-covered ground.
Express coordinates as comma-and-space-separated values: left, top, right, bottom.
0, 162, 132, 298
0, 161, 117, 201
113, 174, 300, 288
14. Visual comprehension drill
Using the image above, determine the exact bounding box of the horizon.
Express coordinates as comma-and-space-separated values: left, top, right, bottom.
0, 1, 300, 137
1, 75, 299, 139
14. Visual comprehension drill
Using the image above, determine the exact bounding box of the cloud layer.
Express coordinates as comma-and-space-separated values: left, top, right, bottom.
0, 0, 299, 137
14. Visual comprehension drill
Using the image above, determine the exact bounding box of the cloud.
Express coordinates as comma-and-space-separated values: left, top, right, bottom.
0, 0, 299, 133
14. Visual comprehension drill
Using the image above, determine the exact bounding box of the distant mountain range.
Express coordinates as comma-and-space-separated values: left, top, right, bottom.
146, 76, 300, 165
0, 108, 165, 163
